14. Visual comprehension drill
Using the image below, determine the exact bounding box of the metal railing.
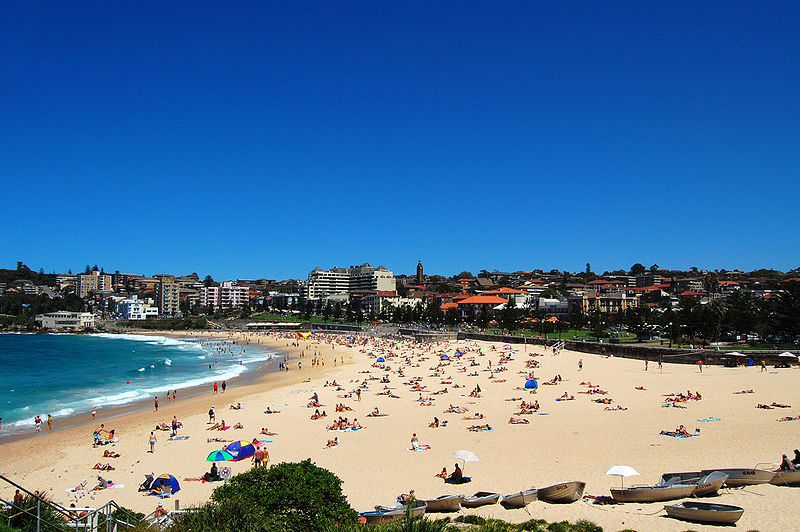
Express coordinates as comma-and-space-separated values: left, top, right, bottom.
0, 473, 141, 532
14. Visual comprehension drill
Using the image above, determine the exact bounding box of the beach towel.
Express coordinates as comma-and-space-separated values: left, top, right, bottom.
408, 444, 431, 451
660, 432, 700, 439
257, 440, 274, 444
324, 444, 339, 450
168, 436, 190, 441
108, 484, 125, 489
444, 476, 472, 484
698, 417, 720, 422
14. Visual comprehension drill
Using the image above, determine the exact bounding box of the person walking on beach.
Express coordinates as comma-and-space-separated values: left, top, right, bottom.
578, 359, 583, 371
644, 359, 649, 371
149, 431, 157, 453
171, 416, 178, 437
172, 390, 176, 402
213, 382, 218, 394
698, 359, 703, 373
47, 414, 53, 432
208, 406, 216, 424
221, 381, 226, 393
91, 407, 96, 421
761, 360, 767, 372
154, 396, 159, 412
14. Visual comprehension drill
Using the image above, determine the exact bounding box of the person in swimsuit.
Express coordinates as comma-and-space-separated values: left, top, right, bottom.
149, 431, 157, 453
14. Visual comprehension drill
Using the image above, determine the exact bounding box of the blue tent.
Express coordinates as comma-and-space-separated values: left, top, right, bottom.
152, 474, 180, 494
376, 357, 385, 363
441, 354, 450, 360
524, 379, 538, 390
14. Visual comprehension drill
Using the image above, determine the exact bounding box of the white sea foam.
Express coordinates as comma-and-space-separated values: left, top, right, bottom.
164, 359, 172, 366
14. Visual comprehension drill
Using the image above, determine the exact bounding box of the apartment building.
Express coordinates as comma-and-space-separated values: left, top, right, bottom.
76, 270, 113, 297
201, 281, 250, 309
304, 263, 396, 300
156, 278, 180, 316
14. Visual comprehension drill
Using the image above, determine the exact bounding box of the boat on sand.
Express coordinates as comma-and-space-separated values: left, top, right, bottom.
362, 500, 426, 524
423, 494, 464, 512
500, 488, 537, 508
611, 483, 696, 503
664, 501, 744, 524
537, 481, 586, 503
461, 492, 501, 508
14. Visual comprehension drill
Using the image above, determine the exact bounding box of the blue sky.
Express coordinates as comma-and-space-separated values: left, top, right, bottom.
2, 2, 798, 280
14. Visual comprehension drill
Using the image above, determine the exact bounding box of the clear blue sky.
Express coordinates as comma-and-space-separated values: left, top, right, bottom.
2, 2, 798, 280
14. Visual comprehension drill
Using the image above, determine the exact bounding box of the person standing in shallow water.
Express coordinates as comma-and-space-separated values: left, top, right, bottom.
154, 396, 159, 412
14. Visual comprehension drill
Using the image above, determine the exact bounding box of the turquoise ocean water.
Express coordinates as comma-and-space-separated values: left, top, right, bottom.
0, 333, 274, 435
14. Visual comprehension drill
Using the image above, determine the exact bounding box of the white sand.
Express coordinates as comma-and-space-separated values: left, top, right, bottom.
1, 331, 797, 531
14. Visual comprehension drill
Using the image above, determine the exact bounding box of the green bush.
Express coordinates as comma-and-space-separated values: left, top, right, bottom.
170, 460, 356, 532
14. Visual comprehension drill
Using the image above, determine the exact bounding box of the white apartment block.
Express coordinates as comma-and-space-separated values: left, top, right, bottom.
116, 296, 159, 320
35, 311, 95, 330
305, 263, 396, 299
77, 271, 112, 297
201, 281, 250, 309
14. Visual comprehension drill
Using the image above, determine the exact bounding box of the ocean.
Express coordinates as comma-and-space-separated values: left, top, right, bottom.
0, 333, 274, 435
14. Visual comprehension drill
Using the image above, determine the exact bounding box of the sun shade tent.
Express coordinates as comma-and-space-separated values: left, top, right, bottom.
152, 474, 181, 494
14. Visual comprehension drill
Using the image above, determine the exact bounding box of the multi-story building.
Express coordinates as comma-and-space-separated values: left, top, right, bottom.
55, 274, 78, 291
201, 281, 249, 309
304, 263, 396, 300
115, 295, 158, 320
35, 311, 95, 330
76, 271, 113, 297
568, 292, 639, 315
156, 278, 180, 316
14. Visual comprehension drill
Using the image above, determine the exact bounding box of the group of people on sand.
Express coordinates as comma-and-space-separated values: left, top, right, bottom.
435, 463, 463, 482
92, 424, 116, 447
327, 416, 361, 431
779, 449, 800, 471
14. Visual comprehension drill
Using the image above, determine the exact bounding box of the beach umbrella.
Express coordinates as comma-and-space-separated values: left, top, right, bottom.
223, 440, 256, 461
779, 352, 799, 358
524, 379, 538, 390
605, 465, 639, 489
152, 474, 181, 494
376, 357, 385, 363
453, 449, 479, 473
441, 354, 449, 360
206, 450, 233, 462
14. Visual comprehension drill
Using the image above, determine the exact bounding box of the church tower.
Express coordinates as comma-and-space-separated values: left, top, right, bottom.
416, 260, 423, 284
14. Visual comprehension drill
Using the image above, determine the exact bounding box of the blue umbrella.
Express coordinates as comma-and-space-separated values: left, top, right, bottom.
441, 354, 450, 360
152, 474, 181, 494
524, 379, 538, 390
376, 357, 385, 363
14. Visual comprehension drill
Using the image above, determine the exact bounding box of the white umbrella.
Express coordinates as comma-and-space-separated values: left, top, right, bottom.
453, 450, 479, 473
726, 352, 743, 357
779, 352, 798, 358
605, 465, 640, 489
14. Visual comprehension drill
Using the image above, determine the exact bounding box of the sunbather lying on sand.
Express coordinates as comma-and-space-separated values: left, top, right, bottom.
260, 428, 277, 435
659, 425, 698, 437
508, 417, 529, 424
93, 463, 115, 471
604, 405, 627, 411
324, 437, 339, 448
733, 389, 754, 394
467, 424, 492, 432
102, 450, 120, 458
757, 404, 774, 409
232, 422, 244, 429
772, 402, 791, 408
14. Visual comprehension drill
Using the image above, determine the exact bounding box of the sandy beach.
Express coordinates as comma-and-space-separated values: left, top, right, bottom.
1, 330, 798, 531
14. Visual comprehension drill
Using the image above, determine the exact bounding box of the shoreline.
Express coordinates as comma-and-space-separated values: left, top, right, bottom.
0, 331, 289, 444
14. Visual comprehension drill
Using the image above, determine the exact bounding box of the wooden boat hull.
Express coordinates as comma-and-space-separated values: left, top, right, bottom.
665, 501, 744, 524
537, 481, 586, 504
770, 470, 800, 486
700, 468, 775, 487
424, 495, 464, 512
611, 484, 695, 503
500, 489, 537, 508
462, 492, 501, 508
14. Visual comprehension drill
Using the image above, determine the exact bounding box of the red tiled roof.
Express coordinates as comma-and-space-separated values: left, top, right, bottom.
588, 280, 612, 285
457, 295, 509, 305
680, 290, 704, 296
374, 291, 398, 297
440, 302, 459, 310
484, 287, 525, 294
